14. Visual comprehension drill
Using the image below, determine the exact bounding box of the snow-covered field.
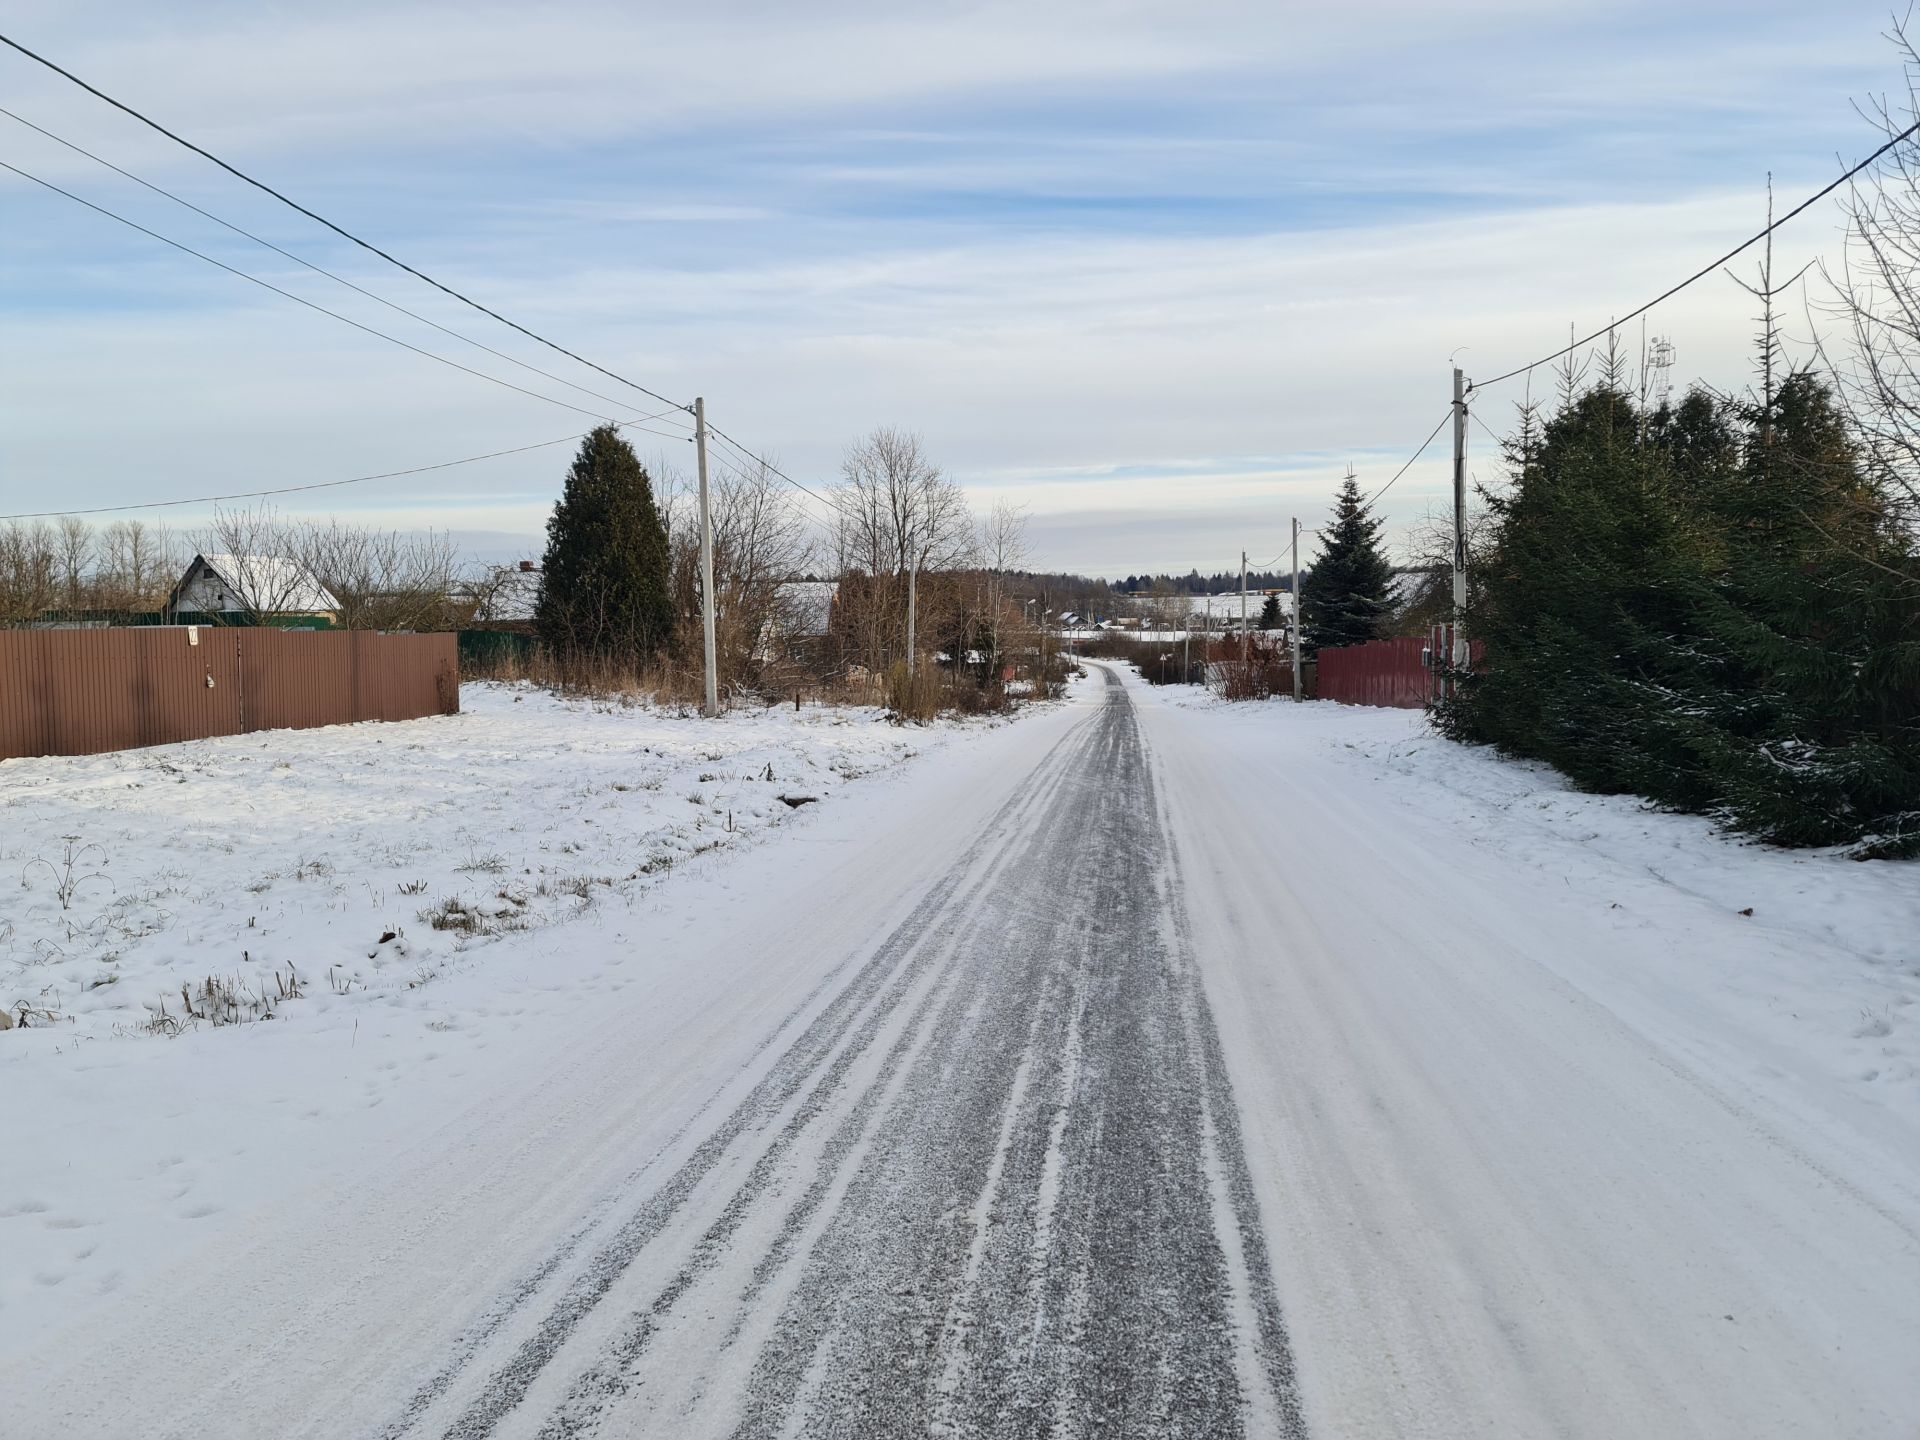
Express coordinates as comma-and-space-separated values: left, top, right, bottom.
2, 684, 964, 1043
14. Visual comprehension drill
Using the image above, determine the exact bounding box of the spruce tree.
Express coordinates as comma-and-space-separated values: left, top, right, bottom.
1692, 371, 1920, 852
1299, 472, 1395, 652
1442, 364, 1920, 856
535, 426, 675, 661
1258, 592, 1281, 630
1438, 384, 1720, 806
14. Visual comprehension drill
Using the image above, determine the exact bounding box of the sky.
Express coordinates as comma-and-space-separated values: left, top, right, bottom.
0, 0, 1912, 577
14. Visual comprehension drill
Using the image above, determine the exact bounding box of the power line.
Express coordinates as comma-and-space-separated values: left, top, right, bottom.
0, 419, 680, 520
1469, 408, 1506, 450
0, 156, 672, 427
1364, 410, 1454, 506
0, 30, 689, 414
702, 423, 838, 509
0, 115, 824, 520
0, 105, 693, 432
1469, 118, 1920, 393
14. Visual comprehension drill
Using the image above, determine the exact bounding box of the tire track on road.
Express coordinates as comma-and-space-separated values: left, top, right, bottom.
399, 668, 1305, 1439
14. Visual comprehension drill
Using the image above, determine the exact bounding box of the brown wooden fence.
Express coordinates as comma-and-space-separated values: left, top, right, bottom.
0, 627, 459, 761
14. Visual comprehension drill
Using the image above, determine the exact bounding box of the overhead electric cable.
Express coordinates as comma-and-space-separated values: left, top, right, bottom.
0, 157, 681, 427
0, 30, 688, 413
0, 106, 694, 430
1365, 411, 1454, 506
1469, 408, 1508, 450
1470, 118, 1920, 393
702, 423, 838, 509
0, 421, 681, 520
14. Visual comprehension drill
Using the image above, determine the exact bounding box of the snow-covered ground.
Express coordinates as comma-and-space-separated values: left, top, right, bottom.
5, 667, 1917, 1437
0, 683, 1020, 1347
1141, 677, 1920, 1436
1158, 685, 1920, 1125
2, 684, 971, 1043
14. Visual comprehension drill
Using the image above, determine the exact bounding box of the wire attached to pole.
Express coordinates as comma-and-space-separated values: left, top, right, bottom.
1469, 119, 1920, 393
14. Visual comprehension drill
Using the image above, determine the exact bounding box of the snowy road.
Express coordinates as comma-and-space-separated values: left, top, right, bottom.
378, 664, 1299, 1439
9, 665, 1920, 1437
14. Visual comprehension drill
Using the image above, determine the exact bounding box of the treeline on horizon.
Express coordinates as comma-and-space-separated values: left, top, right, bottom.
1002, 569, 1317, 601
1108, 570, 1297, 595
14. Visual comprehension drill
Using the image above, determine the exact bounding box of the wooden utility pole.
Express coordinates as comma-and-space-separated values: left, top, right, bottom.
1290, 516, 1302, 702
693, 396, 719, 717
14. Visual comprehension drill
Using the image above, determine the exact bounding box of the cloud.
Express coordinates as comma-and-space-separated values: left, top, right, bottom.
0, 0, 1903, 576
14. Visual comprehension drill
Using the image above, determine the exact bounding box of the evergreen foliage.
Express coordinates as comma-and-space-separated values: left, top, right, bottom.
1441, 363, 1920, 857
1300, 472, 1395, 653
1693, 373, 1920, 850
535, 427, 675, 661
1258, 592, 1282, 629
1111, 569, 1292, 594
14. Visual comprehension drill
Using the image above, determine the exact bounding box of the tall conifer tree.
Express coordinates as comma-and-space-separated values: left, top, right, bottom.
536, 426, 674, 661
1300, 473, 1395, 652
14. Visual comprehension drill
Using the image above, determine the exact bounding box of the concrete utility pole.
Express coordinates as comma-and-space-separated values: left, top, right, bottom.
1290, 516, 1302, 702
693, 396, 719, 717
1451, 366, 1469, 669
1240, 550, 1249, 664
906, 545, 919, 673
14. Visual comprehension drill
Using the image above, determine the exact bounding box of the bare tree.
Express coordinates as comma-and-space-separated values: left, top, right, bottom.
189, 507, 326, 623
294, 521, 460, 631
664, 454, 818, 687
974, 499, 1029, 683
96, 520, 178, 612
979, 498, 1029, 582
1818, 18, 1920, 533
462, 561, 538, 627
0, 521, 57, 626
54, 516, 93, 614
717, 456, 815, 674
830, 427, 972, 669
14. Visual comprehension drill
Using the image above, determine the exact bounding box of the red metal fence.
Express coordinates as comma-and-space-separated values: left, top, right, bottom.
1316, 635, 1431, 708
0, 627, 459, 761
1316, 626, 1485, 709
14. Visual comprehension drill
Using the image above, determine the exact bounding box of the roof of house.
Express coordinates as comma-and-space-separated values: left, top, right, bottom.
1187, 592, 1293, 619
179, 554, 339, 614
774, 580, 837, 637
1389, 567, 1445, 615
483, 567, 541, 624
